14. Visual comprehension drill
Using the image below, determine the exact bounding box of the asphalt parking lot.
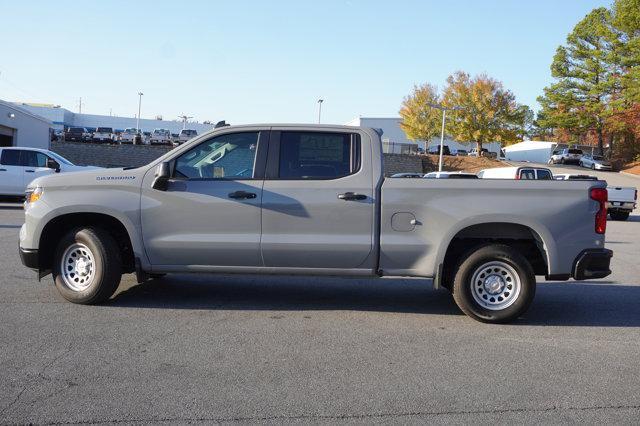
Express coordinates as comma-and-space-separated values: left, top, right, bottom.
1, 171, 639, 424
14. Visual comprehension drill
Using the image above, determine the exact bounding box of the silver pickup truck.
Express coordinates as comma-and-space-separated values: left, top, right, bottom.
19, 124, 613, 323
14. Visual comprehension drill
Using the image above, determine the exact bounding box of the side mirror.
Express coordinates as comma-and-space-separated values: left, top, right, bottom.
46, 158, 61, 173
152, 161, 171, 191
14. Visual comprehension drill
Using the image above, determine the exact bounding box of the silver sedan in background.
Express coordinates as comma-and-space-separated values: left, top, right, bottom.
580, 154, 612, 171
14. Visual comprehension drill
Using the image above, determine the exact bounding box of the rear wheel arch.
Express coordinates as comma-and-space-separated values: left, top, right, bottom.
438, 222, 549, 289
39, 213, 136, 274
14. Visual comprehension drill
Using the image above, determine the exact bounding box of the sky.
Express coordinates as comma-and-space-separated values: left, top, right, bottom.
0, 0, 611, 125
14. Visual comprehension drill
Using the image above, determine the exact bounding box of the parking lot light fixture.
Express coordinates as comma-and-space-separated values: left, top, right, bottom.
137, 92, 144, 133
317, 99, 324, 124
427, 103, 463, 172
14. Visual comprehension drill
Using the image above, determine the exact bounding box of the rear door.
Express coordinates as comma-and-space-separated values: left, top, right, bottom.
0, 149, 24, 195
260, 129, 375, 270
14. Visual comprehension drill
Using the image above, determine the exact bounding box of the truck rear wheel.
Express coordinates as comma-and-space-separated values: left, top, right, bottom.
452, 244, 535, 323
53, 227, 122, 304
609, 211, 630, 221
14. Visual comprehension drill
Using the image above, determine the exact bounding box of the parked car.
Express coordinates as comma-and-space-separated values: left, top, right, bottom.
452, 149, 468, 156
0, 147, 98, 196
549, 148, 583, 165
390, 172, 424, 178
149, 129, 172, 145
423, 171, 478, 179
92, 127, 115, 143
469, 148, 497, 158
607, 186, 637, 221
118, 128, 138, 144
428, 145, 451, 156
52, 129, 64, 142
477, 166, 553, 180
82, 129, 93, 142
18, 124, 614, 324
178, 129, 198, 144
142, 131, 152, 144
63, 127, 86, 142
579, 154, 612, 171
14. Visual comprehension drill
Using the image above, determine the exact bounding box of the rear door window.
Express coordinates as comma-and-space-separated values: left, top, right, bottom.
0, 150, 22, 166
277, 132, 360, 179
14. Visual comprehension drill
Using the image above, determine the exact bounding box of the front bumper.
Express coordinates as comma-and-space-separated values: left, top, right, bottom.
572, 249, 613, 280
20, 246, 39, 270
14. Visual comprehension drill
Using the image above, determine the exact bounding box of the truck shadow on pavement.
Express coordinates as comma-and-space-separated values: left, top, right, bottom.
109, 275, 640, 327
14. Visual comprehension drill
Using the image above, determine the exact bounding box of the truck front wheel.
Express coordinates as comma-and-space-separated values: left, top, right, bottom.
452, 244, 535, 323
53, 227, 122, 304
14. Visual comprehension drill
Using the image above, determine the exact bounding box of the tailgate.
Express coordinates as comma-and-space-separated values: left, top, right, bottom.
608, 187, 637, 203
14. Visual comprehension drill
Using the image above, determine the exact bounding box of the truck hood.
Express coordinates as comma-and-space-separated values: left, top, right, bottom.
29, 166, 148, 190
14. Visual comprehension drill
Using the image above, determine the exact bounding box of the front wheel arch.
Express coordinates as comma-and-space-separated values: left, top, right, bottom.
39, 213, 135, 275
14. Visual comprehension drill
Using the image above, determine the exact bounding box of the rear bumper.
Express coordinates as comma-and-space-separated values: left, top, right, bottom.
607, 201, 636, 211
572, 249, 613, 280
19, 247, 39, 270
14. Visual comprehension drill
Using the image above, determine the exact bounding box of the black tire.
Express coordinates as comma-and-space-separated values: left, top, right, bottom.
609, 211, 630, 221
591, 164, 595, 170
560, 158, 565, 164
579, 161, 583, 167
53, 227, 122, 304
452, 244, 536, 323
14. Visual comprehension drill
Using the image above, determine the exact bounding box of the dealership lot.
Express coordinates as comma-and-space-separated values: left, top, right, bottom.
1, 178, 640, 423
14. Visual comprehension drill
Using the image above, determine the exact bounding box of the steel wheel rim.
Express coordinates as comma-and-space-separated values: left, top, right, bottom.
470, 261, 521, 311
60, 243, 95, 292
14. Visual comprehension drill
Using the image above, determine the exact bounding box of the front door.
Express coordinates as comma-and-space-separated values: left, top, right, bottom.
141, 129, 268, 268
21, 150, 55, 188
260, 129, 375, 270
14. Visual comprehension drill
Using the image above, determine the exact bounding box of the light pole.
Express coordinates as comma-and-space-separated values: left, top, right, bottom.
136, 92, 144, 133
317, 99, 324, 124
428, 103, 463, 172
178, 114, 193, 130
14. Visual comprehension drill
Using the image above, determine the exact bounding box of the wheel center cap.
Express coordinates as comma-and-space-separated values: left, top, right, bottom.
484, 275, 504, 295
76, 258, 89, 276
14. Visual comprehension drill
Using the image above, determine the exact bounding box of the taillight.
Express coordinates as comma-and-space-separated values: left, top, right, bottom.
590, 188, 607, 234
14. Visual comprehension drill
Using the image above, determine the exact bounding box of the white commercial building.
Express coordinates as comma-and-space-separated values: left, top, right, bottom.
0, 99, 52, 150
345, 117, 424, 154
11, 103, 216, 135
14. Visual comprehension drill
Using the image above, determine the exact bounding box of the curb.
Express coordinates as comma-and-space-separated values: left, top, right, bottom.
620, 171, 640, 180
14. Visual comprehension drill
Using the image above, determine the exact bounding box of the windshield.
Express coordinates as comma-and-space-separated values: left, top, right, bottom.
97, 127, 112, 133
568, 149, 583, 154
592, 155, 604, 160
48, 151, 74, 166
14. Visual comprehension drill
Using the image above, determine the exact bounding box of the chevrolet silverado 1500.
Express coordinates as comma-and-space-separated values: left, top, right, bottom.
19, 124, 613, 323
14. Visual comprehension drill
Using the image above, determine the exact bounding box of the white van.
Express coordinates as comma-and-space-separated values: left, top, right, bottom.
477, 166, 553, 180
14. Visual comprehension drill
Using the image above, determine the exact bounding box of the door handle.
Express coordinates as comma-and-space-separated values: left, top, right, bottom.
0, 168, 6, 171
338, 192, 367, 201
25, 170, 35, 173
228, 190, 257, 199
